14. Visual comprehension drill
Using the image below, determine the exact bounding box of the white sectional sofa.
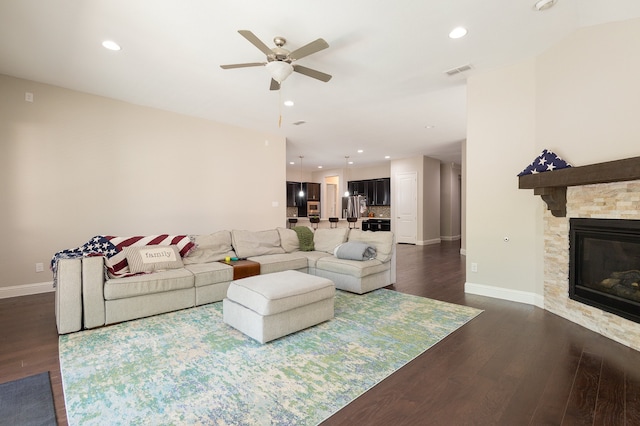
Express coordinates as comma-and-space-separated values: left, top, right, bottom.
54, 227, 396, 334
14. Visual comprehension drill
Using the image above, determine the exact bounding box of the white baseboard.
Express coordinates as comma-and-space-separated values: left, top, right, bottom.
440, 235, 461, 241
417, 238, 441, 246
465, 282, 544, 309
0, 281, 54, 299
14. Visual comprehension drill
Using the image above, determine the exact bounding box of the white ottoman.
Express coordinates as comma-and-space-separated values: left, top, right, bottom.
223, 270, 335, 343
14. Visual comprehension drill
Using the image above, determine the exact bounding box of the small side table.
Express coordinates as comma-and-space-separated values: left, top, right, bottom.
220, 259, 261, 280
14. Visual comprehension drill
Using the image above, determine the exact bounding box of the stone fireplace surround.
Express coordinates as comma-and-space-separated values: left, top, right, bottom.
519, 157, 640, 351
544, 180, 640, 351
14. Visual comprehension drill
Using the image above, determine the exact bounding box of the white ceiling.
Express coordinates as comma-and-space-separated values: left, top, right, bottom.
2, 0, 640, 171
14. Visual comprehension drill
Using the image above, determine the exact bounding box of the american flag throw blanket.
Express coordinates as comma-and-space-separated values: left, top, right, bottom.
51, 235, 195, 284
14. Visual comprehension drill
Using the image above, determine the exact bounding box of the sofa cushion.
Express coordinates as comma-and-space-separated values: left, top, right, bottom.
315, 256, 389, 278
184, 262, 233, 287
231, 229, 286, 258
347, 229, 395, 262
123, 245, 184, 273
313, 228, 349, 254
104, 268, 194, 300
277, 227, 300, 253
296, 251, 332, 268
183, 231, 236, 264
247, 253, 308, 275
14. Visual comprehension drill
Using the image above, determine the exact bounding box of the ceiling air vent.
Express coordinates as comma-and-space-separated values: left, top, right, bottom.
445, 64, 473, 76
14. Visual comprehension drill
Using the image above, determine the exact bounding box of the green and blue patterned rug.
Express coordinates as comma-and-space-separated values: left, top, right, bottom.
59, 289, 481, 425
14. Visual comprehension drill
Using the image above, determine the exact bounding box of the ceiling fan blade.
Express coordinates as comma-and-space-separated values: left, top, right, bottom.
289, 38, 329, 60
238, 30, 273, 56
220, 62, 265, 69
293, 65, 332, 82
270, 79, 281, 91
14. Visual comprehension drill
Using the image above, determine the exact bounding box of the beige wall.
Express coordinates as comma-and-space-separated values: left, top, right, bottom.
466, 58, 543, 302
466, 17, 640, 306
422, 156, 441, 244
440, 162, 461, 240
0, 74, 286, 289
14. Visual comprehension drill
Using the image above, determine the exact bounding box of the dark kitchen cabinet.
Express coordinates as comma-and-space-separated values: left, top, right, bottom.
374, 178, 391, 206
306, 182, 321, 201
348, 180, 366, 196
348, 178, 391, 206
286, 181, 303, 207
362, 219, 391, 232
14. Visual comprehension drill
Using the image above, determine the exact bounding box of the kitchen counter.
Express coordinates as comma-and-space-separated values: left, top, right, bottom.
285, 216, 391, 230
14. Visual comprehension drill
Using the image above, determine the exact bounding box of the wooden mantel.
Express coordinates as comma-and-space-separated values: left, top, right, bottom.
518, 156, 640, 217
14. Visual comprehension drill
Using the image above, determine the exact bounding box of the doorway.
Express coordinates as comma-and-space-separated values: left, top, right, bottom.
395, 171, 417, 244
324, 176, 339, 218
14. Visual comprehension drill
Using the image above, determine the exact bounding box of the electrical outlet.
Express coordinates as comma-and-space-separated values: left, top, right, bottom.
35, 262, 44, 273
471, 262, 478, 273
25, 92, 34, 102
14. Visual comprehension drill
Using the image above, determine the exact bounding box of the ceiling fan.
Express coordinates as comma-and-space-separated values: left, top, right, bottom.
220, 30, 332, 90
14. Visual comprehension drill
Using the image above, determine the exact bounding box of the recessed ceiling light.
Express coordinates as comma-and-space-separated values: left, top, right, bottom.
385, 156, 391, 159
357, 149, 363, 153
102, 40, 121, 51
289, 161, 295, 165
425, 125, 435, 129
348, 161, 354, 165
317, 166, 323, 169
284, 100, 294, 107
449, 27, 468, 39
533, 0, 557, 11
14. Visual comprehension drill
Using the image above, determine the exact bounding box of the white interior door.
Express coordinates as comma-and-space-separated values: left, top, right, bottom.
395, 171, 417, 244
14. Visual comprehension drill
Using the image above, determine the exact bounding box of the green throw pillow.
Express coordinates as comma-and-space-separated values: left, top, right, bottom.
292, 226, 314, 251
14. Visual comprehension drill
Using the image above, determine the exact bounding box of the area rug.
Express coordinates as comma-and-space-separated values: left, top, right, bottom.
59, 289, 481, 425
0, 371, 57, 426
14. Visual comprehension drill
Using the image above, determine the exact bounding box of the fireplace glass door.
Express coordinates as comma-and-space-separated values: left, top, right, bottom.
569, 218, 640, 324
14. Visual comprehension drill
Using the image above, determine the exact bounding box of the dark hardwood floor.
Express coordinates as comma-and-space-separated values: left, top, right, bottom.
1, 241, 639, 425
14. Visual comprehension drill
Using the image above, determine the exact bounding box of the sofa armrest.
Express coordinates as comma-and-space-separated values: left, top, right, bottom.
82, 256, 106, 329
55, 258, 82, 334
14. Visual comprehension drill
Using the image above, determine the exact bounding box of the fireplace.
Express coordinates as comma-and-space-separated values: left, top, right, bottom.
569, 218, 640, 324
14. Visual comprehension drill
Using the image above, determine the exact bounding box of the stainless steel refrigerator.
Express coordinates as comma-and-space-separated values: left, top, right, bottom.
342, 195, 367, 218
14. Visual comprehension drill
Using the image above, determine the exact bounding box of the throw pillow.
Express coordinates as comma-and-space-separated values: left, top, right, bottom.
292, 226, 314, 251
123, 245, 184, 273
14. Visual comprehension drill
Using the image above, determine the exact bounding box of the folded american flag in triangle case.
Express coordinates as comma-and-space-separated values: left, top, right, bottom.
518, 149, 571, 176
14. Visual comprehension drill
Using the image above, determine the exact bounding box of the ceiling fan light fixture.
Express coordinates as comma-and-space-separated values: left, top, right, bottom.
266, 61, 294, 83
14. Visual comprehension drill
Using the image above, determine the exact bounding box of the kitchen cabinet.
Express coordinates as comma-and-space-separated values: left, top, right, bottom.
287, 182, 320, 217
348, 178, 391, 206
286, 181, 302, 207
362, 219, 391, 232
374, 178, 391, 206
305, 182, 321, 201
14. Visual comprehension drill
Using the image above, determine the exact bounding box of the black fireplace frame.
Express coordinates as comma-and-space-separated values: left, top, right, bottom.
569, 218, 640, 324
